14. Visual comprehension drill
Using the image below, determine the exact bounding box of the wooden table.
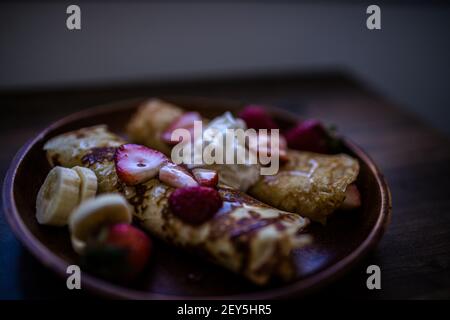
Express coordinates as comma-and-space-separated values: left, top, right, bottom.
1, 72, 449, 299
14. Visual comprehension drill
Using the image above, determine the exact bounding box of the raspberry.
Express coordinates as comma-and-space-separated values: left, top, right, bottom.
168, 186, 222, 225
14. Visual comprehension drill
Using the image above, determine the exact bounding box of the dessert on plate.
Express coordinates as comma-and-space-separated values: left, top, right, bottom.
35, 98, 361, 286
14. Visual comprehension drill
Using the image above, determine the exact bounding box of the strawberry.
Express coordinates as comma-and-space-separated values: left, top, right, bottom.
341, 184, 361, 210
168, 186, 222, 225
248, 133, 289, 163
284, 119, 330, 154
159, 163, 199, 188
238, 105, 277, 130
192, 168, 219, 188
161, 112, 202, 145
114, 144, 167, 185
82, 223, 152, 282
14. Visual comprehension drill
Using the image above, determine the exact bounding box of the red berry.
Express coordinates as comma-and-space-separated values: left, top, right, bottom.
114, 144, 167, 185
168, 186, 222, 225
238, 105, 277, 130
284, 119, 329, 153
192, 168, 219, 188
104, 223, 152, 276
161, 112, 202, 145
341, 184, 361, 210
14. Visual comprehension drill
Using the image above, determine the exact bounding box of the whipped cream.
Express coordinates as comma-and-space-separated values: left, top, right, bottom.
187, 112, 261, 191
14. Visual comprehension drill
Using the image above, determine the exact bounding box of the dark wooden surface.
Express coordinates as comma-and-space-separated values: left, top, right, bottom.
1, 72, 450, 299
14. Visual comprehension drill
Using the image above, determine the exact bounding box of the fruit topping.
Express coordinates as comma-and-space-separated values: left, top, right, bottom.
161, 111, 202, 145
248, 133, 289, 163
168, 186, 222, 225
341, 184, 361, 210
36, 166, 82, 226
284, 119, 330, 154
114, 144, 168, 185
192, 168, 219, 188
159, 163, 199, 188
69, 193, 132, 254
72, 166, 98, 201
238, 105, 277, 130
82, 223, 152, 282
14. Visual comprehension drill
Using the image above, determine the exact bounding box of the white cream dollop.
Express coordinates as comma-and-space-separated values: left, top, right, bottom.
188, 112, 261, 191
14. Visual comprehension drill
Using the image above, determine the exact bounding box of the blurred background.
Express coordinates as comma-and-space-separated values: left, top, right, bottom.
1, 1, 449, 135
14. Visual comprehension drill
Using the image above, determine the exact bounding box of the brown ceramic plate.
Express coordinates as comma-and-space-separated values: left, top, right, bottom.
3, 97, 391, 299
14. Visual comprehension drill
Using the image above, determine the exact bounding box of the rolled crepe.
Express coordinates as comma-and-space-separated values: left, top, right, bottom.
249, 150, 359, 224
126, 99, 184, 155
125, 101, 361, 223
43, 126, 311, 285
44, 125, 125, 193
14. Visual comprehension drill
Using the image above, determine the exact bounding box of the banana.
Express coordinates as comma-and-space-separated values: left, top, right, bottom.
72, 166, 98, 201
69, 193, 132, 254
36, 166, 81, 226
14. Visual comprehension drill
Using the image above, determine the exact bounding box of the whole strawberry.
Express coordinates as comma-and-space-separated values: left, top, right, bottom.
238, 105, 278, 130
168, 186, 222, 225
82, 223, 152, 282
284, 119, 330, 154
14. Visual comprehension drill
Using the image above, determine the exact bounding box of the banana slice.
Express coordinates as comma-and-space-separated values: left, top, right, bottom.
36, 166, 81, 226
69, 193, 132, 254
72, 166, 97, 201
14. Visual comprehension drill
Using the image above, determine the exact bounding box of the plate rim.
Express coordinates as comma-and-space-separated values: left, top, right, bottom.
2, 97, 392, 299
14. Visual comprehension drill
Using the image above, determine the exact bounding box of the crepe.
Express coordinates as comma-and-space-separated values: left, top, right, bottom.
43, 126, 311, 285
128, 182, 310, 285
126, 99, 184, 155
249, 150, 359, 224
44, 125, 125, 193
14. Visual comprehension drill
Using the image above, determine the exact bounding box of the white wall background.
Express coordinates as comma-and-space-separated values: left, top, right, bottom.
1, 2, 449, 134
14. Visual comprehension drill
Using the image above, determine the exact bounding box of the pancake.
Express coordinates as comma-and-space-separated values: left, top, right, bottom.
249, 150, 359, 224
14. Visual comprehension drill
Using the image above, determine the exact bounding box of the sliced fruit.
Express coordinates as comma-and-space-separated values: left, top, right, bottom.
159, 163, 199, 188
341, 184, 361, 210
72, 166, 98, 201
69, 193, 132, 254
248, 133, 289, 163
168, 186, 222, 225
114, 144, 168, 185
192, 168, 219, 188
161, 112, 202, 145
36, 166, 81, 226
284, 119, 330, 154
238, 105, 277, 130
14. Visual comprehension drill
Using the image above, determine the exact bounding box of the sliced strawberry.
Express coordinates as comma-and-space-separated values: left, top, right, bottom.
114, 144, 168, 185
284, 119, 329, 154
248, 133, 289, 163
159, 163, 199, 188
238, 105, 278, 130
192, 168, 219, 188
161, 112, 202, 145
168, 186, 222, 225
341, 184, 361, 210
